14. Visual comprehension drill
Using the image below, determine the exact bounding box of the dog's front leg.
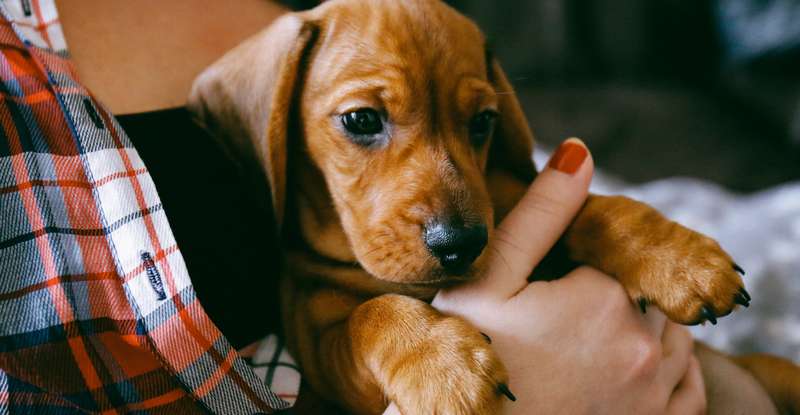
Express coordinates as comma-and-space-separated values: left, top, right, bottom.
315, 293, 508, 415
564, 194, 747, 325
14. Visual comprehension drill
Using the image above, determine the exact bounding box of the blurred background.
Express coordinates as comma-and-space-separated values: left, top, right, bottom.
447, 0, 800, 191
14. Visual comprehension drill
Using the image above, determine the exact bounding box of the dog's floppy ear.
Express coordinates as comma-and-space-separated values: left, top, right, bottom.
485, 56, 538, 220
487, 56, 537, 183
188, 13, 318, 227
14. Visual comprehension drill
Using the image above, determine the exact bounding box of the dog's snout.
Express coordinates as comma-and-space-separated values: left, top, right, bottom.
424, 221, 488, 275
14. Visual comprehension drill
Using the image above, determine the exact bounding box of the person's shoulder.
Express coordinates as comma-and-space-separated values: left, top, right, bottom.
58, 0, 287, 115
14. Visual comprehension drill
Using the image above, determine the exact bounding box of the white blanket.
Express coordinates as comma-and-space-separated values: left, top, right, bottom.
534, 150, 800, 361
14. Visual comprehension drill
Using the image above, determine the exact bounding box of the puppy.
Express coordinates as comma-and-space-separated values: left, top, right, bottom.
188, 0, 800, 413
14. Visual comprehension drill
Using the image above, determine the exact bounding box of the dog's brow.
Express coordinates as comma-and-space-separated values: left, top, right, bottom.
454, 76, 499, 118
324, 80, 390, 113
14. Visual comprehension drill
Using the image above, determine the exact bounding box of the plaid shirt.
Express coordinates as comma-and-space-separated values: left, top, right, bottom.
0, 1, 299, 413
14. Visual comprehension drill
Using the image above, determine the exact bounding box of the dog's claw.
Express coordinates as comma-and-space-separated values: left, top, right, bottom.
734, 291, 750, 307
498, 383, 516, 402
480, 332, 492, 344
733, 263, 745, 275
739, 287, 751, 302
702, 306, 717, 325
638, 298, 647, 314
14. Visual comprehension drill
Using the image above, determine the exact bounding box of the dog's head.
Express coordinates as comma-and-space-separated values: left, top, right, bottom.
189, 0, 535, 286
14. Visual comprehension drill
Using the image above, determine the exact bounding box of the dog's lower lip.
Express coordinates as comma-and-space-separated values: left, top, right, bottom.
405, 275, 472, 287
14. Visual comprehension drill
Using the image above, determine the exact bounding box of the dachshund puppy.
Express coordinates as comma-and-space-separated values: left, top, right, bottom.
189, 0, 800, 413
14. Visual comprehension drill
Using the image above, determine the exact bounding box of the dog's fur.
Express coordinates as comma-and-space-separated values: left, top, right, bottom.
188, 0, 800, 413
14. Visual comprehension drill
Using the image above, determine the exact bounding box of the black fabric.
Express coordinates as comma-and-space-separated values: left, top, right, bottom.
117, 108, 283, 349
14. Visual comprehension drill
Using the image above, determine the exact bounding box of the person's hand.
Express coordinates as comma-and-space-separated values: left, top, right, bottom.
430, 138, 706, 414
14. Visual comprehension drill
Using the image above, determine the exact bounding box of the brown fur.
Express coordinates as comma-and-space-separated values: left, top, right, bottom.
188, 0, 800, 413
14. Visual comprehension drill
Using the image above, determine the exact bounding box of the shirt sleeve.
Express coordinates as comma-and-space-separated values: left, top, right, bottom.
0, 1, 298, 413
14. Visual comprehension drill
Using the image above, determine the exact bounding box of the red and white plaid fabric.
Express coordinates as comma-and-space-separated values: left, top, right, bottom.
0, 1, 299, 413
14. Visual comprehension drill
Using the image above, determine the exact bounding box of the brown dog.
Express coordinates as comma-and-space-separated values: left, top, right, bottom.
188, 0, 800, 413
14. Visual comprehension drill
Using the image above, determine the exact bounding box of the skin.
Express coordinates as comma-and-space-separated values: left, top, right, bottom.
57, 0, 287, 114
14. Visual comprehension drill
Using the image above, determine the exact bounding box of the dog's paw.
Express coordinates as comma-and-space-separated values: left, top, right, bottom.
619, 226, 748, 325
387, 316, 509, 415
567, 195, 749, 326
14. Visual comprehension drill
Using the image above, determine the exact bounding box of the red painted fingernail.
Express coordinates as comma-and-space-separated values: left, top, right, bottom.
548, 138, 588, 175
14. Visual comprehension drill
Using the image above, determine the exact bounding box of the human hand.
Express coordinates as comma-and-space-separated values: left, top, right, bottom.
430, 138, 706, 414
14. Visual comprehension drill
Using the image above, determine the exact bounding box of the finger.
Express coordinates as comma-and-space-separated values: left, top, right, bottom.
666, 355, 707, 415
659, 323, 694, 388
641, 308, 668, 339
474, 138, 594, 298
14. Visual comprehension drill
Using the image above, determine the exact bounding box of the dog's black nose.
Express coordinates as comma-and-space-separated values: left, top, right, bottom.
424, 221, 488, 275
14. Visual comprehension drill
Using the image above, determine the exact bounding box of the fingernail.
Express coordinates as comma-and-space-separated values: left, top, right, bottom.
548, 138, 588, 175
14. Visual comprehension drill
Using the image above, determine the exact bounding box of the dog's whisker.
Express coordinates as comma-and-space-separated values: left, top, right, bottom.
370, 237, 394, 243
362, 233, 398, 259
365, 232, 394, 241
362, 246, 384, 258
393, 259, 414, 280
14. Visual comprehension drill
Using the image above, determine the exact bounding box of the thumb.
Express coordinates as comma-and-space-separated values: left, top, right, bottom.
473, 137, 594, 299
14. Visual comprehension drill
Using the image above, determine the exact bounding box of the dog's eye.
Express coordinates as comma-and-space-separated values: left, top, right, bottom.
469, 110, 498, 145
341, 109, 384, 139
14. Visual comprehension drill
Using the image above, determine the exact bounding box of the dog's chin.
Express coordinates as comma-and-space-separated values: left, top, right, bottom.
406, 273, 474, 288
373, 264, 482, 288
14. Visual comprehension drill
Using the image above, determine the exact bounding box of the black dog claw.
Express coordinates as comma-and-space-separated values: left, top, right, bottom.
638, 298, 648, 314
733, 263, 746, 275
701, 306, 717, 325
480, 332, 492, 344
739, 287, 751, 302
498, 383, 516, 402
734, 291, 750, 307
